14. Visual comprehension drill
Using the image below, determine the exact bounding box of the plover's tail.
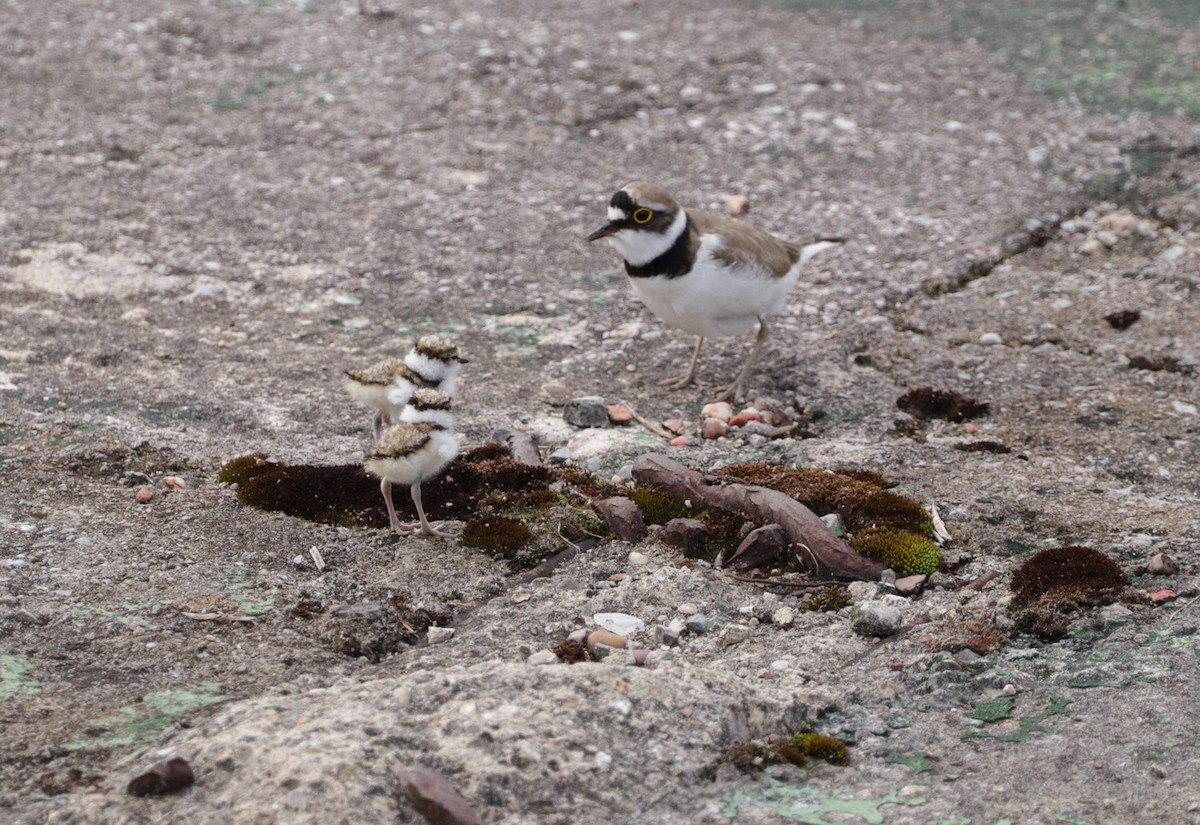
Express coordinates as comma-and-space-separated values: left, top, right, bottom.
799, 236, 845, 268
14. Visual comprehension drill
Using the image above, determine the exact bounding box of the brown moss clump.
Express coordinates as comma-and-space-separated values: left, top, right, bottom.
702, 508, 764, 557
1127, 354, 1196, 375
1010, 546, 1132, 641
800, 586, 852, 613
1104, 309, 1139, 330
237, 463, 385, 528
723, 732, 851, 773
932, 618, 1002, 655
896, 387, 990, 422
833, 468, 891, 489
553, 637, 588, 664
848, 528, 941, 577
1010, 546, 1130, 607
552, 465, 626, 500
954, 440, 1013, 454
461, 442, 512, 462
227, 443, 602, 554
718, 463, 932, 537
430, 456, 553, 517
461, 515, 536, 555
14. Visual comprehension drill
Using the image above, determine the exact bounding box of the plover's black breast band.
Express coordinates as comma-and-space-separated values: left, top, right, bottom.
624, 216, 695, 280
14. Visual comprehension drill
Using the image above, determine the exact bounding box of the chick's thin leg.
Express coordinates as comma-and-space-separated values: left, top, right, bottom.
381, 479, 414, 535
409, 482, 454, 538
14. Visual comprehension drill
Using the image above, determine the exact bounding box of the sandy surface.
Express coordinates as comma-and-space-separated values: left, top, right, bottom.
2, 1, 1199, 823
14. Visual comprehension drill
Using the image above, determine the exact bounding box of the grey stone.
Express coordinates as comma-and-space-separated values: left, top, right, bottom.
851, 600, 906, 637
820, 513, 847, 537
547, 447, 573, 465
591, 642, 615, 660
847, 581, 880, 602
426, 626, 455, 645
526, 650, 559, 666
562, 396, 610, 428
685, 614, 710, 635
1098, 604, 1135, 626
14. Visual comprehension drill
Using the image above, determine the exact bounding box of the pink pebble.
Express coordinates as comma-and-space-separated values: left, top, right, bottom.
701, 419, 728, 439
669, 435, 693, 447
728, 413, 762, 427
1149, 589, 1177, 605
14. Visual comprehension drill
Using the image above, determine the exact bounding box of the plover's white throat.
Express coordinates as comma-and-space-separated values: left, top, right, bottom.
364, 387, 459, 538
345, 334, 467, 437
587, 181, 842, 402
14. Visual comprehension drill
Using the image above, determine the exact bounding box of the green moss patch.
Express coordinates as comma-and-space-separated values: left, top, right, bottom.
66, 685, 226, 751
849, 528, 941, 577
962, 696, 1072, 743
1, 654, 41, 700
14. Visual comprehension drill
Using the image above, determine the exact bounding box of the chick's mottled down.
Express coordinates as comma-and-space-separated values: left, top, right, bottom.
364, 388, 459, 538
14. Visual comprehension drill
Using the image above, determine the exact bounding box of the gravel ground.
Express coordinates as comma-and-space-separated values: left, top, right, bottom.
1, 1, 1199, 823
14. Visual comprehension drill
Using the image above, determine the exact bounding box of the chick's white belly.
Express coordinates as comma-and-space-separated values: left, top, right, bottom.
367, 431, 459, 485
629, 258, 798, 338
345, 381, 391, 415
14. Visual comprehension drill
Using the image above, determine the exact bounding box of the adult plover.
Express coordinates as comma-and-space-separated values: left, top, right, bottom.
364, 388, 459, 538
344, 335, 467, 436
587, 182, 842, 402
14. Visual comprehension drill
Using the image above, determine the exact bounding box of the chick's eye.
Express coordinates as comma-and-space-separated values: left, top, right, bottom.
632, 208, 653, 224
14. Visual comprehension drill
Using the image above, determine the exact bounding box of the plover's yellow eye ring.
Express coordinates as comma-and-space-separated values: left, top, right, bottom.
632, 208, 653, 224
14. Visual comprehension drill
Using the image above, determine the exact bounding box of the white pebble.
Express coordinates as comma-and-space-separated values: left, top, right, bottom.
594, 612, 645, 637
979, 332, 1003, 346
527, 650, 559, 666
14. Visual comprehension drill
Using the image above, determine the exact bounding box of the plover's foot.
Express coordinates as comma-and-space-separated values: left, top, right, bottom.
404, 521, 455, 539
657, 372, 707, 390
708, 379, 746, 404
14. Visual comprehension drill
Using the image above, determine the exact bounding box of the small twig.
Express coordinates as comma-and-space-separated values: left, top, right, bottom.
1165, 593, 1200, 626
725, 574, 834, 590
620, 400, 672, 440
960, 570, 1002, 591
837, 613, 934, 668
182, 612, 258, 624
554, 522, 581, 552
